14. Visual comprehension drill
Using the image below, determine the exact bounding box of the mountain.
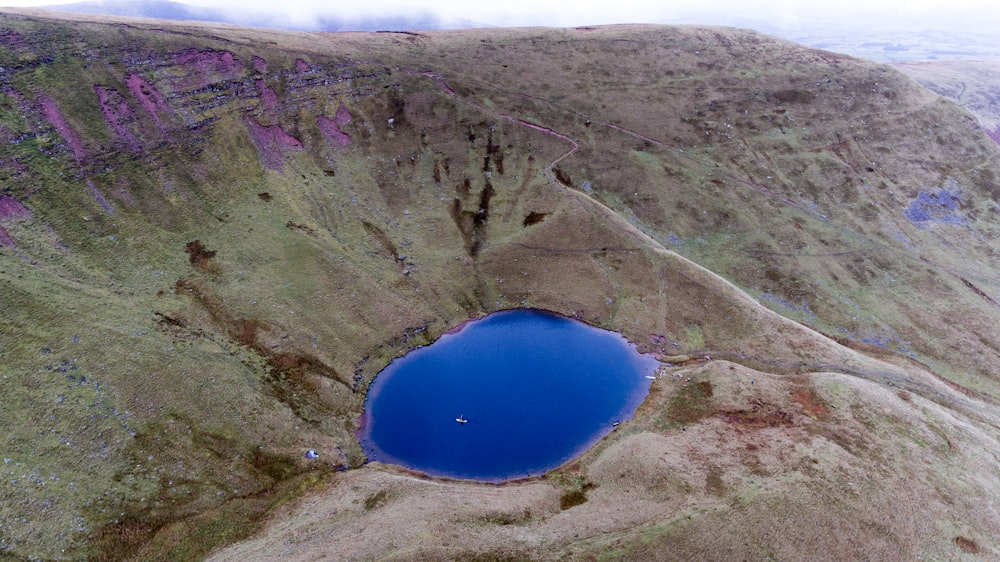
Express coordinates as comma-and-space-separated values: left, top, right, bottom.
30, 2, 1000, 61
895, 60, 1000, 140
1, 9, 1000, 561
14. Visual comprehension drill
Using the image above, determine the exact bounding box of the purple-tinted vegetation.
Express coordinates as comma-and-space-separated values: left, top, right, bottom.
87, 179, 115, 215
0, 225, 14, 248
0, 194, 32, 221
252, 55, 267, 74
0, 31, 24, 49
760, 292, 816, 321
95, 85, 140, 151
245, 117, 303, 171
295, 59, 310, 72
38, 94, 86, 164
125, 74, 172, 129
987, 127, 1000, 146
173, 49, 243, 89
838, 326, 916, 358
317, 103, 352, 149
258, 80, 278, 119
904, 188, 967, 225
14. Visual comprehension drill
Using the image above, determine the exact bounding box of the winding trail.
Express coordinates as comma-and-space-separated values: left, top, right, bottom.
398, 68, 1000, 423
408, 69, 580, 183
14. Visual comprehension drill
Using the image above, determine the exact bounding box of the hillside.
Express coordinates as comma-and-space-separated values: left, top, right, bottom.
1, 10, 999, 561
895, 59, 1000, 142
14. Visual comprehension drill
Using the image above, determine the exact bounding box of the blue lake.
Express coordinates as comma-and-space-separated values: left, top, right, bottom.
359, 309, 658, 482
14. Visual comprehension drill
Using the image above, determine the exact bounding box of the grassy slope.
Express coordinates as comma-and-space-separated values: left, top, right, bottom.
895, 59, 1000, 135
0, 11, 998, 560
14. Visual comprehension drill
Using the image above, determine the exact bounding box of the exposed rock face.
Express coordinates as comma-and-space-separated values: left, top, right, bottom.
96, 85, 141, 151
37, 93, 87, 164
0, 194, 31, 221
244, 117, 303, 171
125, 74, 173, 131
317, 103, 352, 149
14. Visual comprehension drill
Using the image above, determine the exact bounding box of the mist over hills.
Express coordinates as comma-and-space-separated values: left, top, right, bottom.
31, 0, 1000, 60
36, 0, 468, 32
1, 9, 1000, 560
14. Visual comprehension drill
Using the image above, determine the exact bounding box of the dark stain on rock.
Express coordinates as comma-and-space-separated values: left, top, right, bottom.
554, 166, 573, 187
773, 89, 816, 104
523, 211, 549, 227
449, 181, 493, 258
185, 240, 218, 272
483, 128, 504, 175
954, 536, 980, 553
960, 276, 999, 307
362, 220, 399, 260
457, 177, 472, 197
719, 399, 794, 428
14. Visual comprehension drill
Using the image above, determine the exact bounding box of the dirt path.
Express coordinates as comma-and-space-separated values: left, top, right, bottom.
402, 68, 992, 420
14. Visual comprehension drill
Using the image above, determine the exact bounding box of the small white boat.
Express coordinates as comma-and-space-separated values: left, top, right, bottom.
456, 414, 468, 424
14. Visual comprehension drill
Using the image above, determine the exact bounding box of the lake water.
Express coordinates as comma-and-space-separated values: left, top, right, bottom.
359, 309, 658, 482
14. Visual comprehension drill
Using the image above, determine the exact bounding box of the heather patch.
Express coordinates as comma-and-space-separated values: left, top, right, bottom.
903, 186, 967, 226
837, 325, 916, 358
245, 116, 303, 171
172, 49, 243, 89
95, 85, 140, 151
0, 225, 13, 247
0, 30, 24, 49
252, 55, 267, 73
38, 93, 86, 164
125, 74, 172, 130
0, 194, 32, 221
759, 292, 817, 322
86, 179, 114, 215
317, 103, 352, 149
258, 80, 278, 120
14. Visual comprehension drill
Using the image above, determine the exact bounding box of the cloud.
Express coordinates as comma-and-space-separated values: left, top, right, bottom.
5, 0, 999, 34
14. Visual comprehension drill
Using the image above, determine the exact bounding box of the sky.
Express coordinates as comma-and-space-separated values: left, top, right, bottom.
2, 0, 999, 35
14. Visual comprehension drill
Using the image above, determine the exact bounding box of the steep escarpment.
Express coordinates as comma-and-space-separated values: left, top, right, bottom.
1, 12, 999, 560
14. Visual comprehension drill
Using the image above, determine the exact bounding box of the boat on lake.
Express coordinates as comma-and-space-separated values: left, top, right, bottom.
456, 414, 468, 424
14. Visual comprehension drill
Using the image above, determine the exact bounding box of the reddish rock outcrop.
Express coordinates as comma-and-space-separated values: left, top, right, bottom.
0, 30, 24, 49
38, 94, 86, 164
95, 85, 141, 151
125, 74, 172, 130
173, 49, 244, 90
252, 55, 267, 74
0, 226, 14, 248
0, 194, 31, 221
245, 117, 303, 171
258, 80, 278, 120
87, 179, 115, 215
0, 194, 31, 248
317, 103, 352, 149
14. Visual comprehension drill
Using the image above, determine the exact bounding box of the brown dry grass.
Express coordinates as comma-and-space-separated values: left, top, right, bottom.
1, 11, 999, 561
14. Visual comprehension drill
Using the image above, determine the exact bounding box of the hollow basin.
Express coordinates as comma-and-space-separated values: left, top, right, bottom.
359, 309, 658, 482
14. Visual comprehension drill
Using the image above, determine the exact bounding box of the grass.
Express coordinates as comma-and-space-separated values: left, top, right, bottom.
663, 380, 715, 427
0, 10, 999, 561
